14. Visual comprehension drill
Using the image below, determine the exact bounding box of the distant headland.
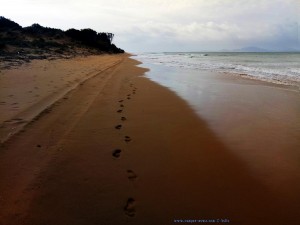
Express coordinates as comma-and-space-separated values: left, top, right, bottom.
0, 16, 124, 68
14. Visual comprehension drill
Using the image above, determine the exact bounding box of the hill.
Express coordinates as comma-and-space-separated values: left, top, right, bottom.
0, 16, 124, 68
220, 46, 300, 53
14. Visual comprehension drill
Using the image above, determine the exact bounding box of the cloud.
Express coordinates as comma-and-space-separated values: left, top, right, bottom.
107, 0, 299, 51
1, 0, 299, 51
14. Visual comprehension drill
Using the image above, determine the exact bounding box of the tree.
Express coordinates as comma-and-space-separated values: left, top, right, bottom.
0, 16, 22, 31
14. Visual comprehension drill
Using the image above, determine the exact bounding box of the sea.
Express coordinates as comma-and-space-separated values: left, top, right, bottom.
134, 52, 300, 88
132, 52, 300, 168
132, 52, 300, 216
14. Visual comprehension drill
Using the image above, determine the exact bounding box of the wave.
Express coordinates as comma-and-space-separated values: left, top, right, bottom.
136, 52, 300, 88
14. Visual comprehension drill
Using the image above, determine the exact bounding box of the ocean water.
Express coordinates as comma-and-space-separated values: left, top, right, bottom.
132, 52, 300, 177
135, 52, 300, 88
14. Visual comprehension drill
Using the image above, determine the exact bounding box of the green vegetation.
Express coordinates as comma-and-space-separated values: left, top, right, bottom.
0, 16, 22, 31
0, 16, 124, 59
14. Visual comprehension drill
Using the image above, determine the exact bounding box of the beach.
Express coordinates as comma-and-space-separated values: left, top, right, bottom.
0, 54, 300, 225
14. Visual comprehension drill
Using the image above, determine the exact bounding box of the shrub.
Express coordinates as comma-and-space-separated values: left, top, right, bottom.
23, 23, 64, 37
0, 42, 5, 49
0, 16, 22, 30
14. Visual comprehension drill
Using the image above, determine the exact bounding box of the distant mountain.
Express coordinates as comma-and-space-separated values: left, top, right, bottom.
220, 46, 269, 52
235, 46, 269, 52
0, 16, 124, 67
271, 47, 300, 52
220, 46, 300, 52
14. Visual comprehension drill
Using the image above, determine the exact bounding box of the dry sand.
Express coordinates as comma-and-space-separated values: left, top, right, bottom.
0, 55, 299, 225
0, 55, 123, 143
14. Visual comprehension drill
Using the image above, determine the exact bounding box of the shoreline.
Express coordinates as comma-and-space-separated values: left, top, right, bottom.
141, 61, 300, 198
135, 52, 300, 90
0, 55, 299, 224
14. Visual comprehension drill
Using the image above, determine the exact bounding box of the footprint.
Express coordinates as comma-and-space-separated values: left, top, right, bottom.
117, 109, 123, 113
121, 117, 127, 121
127, 170, 137, 181
119, 100, 124, 103
124, 136, 132, 142
115, 125, 122, 130
127, 97, 131, 100
124, 198, 136, 217
120, 104, 124, 108
112, 149, 121, 158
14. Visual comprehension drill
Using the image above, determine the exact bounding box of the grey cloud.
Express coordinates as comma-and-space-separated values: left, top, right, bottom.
1, 0, 299, 51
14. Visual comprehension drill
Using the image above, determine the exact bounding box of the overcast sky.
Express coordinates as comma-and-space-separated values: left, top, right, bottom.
1, 0, 299, 52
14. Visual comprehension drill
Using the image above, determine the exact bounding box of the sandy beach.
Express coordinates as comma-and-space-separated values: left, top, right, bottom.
0, 55, 124, 143
0, 54, 299, 225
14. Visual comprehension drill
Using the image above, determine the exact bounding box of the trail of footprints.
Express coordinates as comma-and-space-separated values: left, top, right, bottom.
124, 197, 136, 217
112, 82, 138, 217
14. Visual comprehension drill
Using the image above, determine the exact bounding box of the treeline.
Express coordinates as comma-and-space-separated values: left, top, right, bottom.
65, 28, 119, 52
0, 16, 124, 53
0, 16, 22, 30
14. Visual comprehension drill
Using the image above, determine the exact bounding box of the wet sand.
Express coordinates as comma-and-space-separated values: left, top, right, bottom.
0, 55, 299, 225
143, 64, 300, 200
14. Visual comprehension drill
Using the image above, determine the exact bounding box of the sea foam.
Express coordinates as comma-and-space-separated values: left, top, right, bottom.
136, 52, 300, 88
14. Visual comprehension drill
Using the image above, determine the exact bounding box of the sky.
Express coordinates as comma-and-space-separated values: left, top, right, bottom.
1, 0, 299, 52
